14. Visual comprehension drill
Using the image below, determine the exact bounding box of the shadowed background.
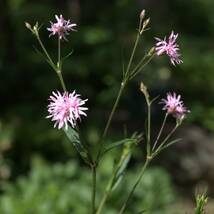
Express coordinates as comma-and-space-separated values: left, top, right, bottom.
0, 0, 214, 213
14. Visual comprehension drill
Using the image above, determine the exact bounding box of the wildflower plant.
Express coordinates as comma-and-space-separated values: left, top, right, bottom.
26, 10, 189, 214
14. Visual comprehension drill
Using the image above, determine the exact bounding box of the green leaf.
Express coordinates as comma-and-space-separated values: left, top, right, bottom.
111, 152, 131, 191
62, 50, 74, 62
154, 138, 182, 156
110, 133, 142, 191
103, 138, 135, 155
136, 210, 147, 214
63, 126, 90, 164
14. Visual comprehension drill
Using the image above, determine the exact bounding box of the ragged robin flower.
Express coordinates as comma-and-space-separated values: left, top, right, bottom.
47, 15, 77, 41
160, 92, 189, 120
47, 91, 88, 130
155, 31, 183, 66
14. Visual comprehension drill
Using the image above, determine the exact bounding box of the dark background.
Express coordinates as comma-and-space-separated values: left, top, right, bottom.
0, 0, 214, 213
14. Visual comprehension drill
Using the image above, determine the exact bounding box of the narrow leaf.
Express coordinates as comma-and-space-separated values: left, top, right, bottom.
136, 210, 147, 214
63, 126, 90, 164
111, 152, 131, 191
111, 133, 142, 191
103, 138, 135, 155
62, 50, 74, 62
155, 138, 182, 156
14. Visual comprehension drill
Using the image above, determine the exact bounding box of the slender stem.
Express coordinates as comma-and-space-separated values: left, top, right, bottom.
96, 81, 126, 163
103, 82, 125, 139
129, 54, 155, 80
96, 186, 111, 214
124, 18, 142, 78
118, 158, 150, 214
146, 102, 151, 156
152, 113, 168, 151
96, 165, 117, 214
35, 32, 56, 70
154, 124, 179, 155
96, 22, 143, 164
129, 54, 147, 77
58, 37, 61, 67
91, 164, 97, 214
125, 33, 140, 78
57, 71, 67, 91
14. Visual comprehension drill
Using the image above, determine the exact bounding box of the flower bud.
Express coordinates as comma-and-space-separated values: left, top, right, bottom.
143, 18, 150, 29
140, 82, 149, 99
33, 25, 37, 32
140, 9, 145, 20
25, 22, 32, 30
140, 18, 150, 34
147, 47, 155, 56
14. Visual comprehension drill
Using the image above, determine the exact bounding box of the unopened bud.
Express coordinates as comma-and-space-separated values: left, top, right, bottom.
33, 26, 37, 32
143, 18, 150, 29
140, 18, 150, 34
140, 9, 145, 20
148, 47, 155, 56
32, 22, 39, 33
140, 82, 149, 99
25, 22, 32, 30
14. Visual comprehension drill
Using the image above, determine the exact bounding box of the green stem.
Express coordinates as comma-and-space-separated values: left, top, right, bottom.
101, 28, 141, 138
147, 102, 151, 156
124, 33, 140, 78
57, 71, 67, 91
96, 22, 143, 164
91, 164, 97, 214
102, 82, 126, 139
129, 54, 155, 80
96, 81, 126, 163
56, 37, 67, 91
96, 185, 111, 214
35, 32, 56, 70
152, 113, 168, 151
118, 158, 150, 214
129, 55, 147, 77
96, 165, 118, 214
58, 37, 61, 70
154, 124, 179, 155
124, 17, 142, 78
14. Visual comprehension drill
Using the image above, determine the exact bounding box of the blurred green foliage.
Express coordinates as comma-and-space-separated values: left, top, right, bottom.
0, 155, 175, 214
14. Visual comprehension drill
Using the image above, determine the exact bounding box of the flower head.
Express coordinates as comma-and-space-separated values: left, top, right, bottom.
155, 31, 182, 66
47, 91, 88, 130
47, 15, 77, 41
160, 92, 189, 120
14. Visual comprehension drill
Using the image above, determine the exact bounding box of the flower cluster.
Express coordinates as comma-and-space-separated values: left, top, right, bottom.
47, 15, 76, 41
47, 91, 88, 130
160, 92, 189, 120
155, 31, 182, 66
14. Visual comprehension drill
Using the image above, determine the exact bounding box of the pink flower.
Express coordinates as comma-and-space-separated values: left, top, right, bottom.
155, 31, 183, 66
47, 15, 77, 41
160, 92, 189, 119
47, 91, 88, 130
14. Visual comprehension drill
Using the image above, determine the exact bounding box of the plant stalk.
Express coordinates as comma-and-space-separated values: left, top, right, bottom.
96, 81, 126, 163
57, 71, 67, 91
118, 158, 150, 214
154, 124, 179, 155
129, 53, 155, 80
96, 188, 110, 214
152, 113, 168, 151
35, 32, 56, 70
58, 37, 61, 67
91, 164, 97, 214
147, 102, 151, 156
